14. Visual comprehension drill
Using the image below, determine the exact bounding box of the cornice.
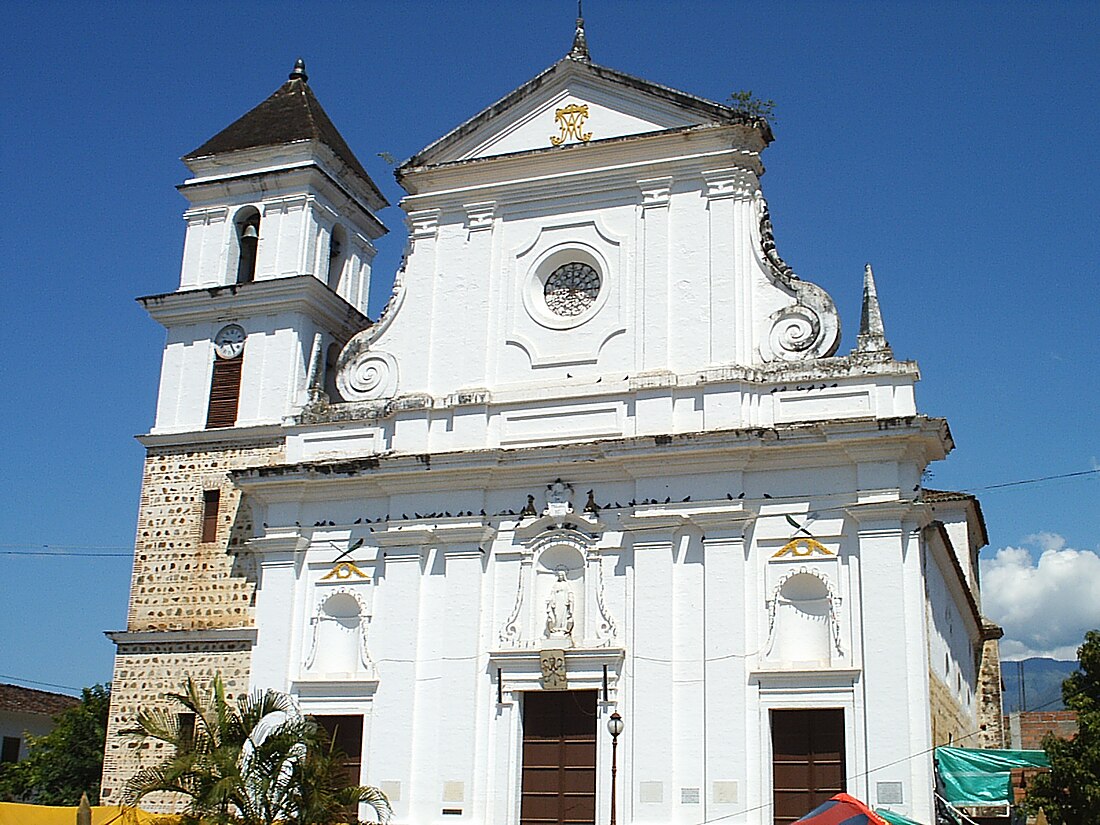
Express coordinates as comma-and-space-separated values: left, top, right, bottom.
619, 503, 754, 534
372, 518, 496, 548
750, 668, 862, 689
137, 423, 286, 450
182, 141, 387, 215
488, 647, 625, 667
236, 418, 949, 506
300, 357, 923, 429
399, 126, 762, 205
845, 499, 922, 525
106, 628, 258, 646
138, 275, 369, 336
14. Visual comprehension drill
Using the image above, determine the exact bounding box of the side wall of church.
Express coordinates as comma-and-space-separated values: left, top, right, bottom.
929, 669, 973, 748
100, 438, 284, 806
923, 536, 979, 746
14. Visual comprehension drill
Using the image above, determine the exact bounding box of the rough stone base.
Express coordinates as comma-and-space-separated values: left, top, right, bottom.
100, 642, 252, 809
100, 438, 283, 807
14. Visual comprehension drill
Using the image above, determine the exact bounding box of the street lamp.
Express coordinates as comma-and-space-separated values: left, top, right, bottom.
607, 711, 624, 825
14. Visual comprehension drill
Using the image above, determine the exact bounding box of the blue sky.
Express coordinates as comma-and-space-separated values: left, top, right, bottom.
1, 1, 1097, 693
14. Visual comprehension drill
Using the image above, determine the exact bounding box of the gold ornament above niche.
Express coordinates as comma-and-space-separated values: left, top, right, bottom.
550, 103, 593, 146
771, 537, 835, 559
320, 561, 370, 582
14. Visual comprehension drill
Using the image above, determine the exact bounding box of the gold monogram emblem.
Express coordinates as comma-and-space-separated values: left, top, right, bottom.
320, 561, 370, 581
550, 103, 593, 146
771, 538, 835, 559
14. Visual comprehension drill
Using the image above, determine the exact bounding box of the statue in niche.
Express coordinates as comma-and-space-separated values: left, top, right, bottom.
545, 569, 575, 644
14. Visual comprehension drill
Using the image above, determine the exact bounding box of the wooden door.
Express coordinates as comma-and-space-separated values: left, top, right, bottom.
771, 708, 845, 825
312, 714, 364, 783
520, 690, 597, 825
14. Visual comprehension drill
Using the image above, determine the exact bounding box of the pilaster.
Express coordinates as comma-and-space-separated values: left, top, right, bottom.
703, 168, 755, 366
248, 531, 309, 692
846, 502, 930, 817
638, 177, 671, 372
702, 517, 755, 821
629, 533, 675, 822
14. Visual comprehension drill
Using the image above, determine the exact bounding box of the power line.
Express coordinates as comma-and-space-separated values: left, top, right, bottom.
0, 542, 131, 550
973, 467, 1100, 492
0, 466, 1094, 559
0, 673, 83, 693
0, 549, 131, 558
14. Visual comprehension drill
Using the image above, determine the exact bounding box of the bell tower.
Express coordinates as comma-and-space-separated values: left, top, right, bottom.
100, 61, 386, 808
142, 59, 387, 432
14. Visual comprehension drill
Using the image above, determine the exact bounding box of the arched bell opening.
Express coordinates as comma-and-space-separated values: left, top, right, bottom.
234, 206, 261, 284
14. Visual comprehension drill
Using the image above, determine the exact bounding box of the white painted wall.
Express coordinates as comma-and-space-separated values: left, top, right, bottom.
241, 428, 957, 823
139, 50, 990, 825
0, 710, 59, 762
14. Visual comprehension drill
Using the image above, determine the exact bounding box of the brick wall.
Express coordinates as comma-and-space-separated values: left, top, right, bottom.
1009, 710, 1079, 750
100, 437, 283, 808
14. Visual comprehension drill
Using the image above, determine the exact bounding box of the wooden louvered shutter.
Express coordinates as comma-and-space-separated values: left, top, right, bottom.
201, 490, 220, 543
206, 355, 243, 428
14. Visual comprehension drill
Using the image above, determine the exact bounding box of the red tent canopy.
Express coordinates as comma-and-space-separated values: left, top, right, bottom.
794, 793, 889, 825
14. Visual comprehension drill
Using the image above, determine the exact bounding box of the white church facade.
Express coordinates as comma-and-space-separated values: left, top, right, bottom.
102, 21, 1004, 825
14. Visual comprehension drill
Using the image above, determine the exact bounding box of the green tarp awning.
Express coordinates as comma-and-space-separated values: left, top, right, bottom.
875, 808, 925, 825
935, 746, 1050, 807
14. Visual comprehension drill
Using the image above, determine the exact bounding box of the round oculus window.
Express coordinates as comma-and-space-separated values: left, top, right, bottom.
544, 262, 601, 317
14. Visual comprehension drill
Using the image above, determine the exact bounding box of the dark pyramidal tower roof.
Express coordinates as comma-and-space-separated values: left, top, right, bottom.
185, 59, 386, 207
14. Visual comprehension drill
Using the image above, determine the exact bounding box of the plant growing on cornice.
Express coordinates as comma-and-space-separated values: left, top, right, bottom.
728, 90, 776, 123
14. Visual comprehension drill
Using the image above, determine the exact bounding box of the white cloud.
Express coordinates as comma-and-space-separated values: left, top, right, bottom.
980, 535, 1100, 660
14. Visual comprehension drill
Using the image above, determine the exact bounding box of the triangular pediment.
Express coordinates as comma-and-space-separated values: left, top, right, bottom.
403, 58, 758, 170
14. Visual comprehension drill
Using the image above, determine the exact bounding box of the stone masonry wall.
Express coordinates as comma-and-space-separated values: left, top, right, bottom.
976, 635, 1007, 748
126, 439, 283, 630
100, 640, 253, 810
929, 669, 974, 748
100, 438, 284, 807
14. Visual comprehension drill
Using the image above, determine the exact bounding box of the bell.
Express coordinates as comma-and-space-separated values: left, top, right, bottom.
240, 224, 259, 242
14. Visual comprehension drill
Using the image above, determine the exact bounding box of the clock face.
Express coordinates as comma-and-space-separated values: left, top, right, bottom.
544, 262, 601, 317
214, 324, 246, 359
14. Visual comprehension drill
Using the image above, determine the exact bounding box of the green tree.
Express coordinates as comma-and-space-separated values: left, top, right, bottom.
124, 675, 390, 825
1024, 629, 1100, 824
0, 683, 110, 804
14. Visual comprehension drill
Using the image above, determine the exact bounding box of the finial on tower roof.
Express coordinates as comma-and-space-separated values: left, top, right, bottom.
855, 263, 892, 356
569, 1, 590, 62
289, 58, 308, 82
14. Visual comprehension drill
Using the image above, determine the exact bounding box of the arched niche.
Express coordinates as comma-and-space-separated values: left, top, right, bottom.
305, 589, 373, 676
536, 545, 585, 648
766, 569, 842, 667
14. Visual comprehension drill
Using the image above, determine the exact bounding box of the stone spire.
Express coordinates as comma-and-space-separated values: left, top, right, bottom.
856, 263, 892, 355
569, 1, 590, 62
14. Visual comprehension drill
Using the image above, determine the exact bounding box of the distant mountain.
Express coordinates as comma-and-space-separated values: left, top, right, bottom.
1001, 657, 1077, 714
